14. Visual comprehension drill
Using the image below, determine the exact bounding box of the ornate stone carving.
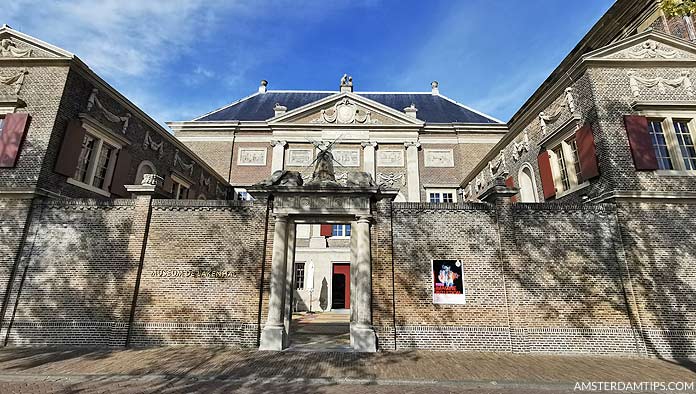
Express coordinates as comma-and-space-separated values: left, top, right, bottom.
199, 173, 211, 190
475, 174, 485, 192
173, 149, 195, 176
274, 194, 369, 210
488, 150, 508, 177
627, 41, 677, 59
286, 149, 313, 166
237, 148, 267, 165
627, 70, 694, 97
511, 130, 531, 162
376, 149, 404, 167
0, 39, 31, 58
564, 87, 576, 114
141, 174, 163, 187
216, 183, 226, 199
0, 68, 28, 94
311, 98, 379, 124
347, 172, 376, 188
255, 170, 303, 187
377, 173, 405, 188
142, 130, 164, 158
424, 149, 454, 167
86, 89, 131, 134
332, 149, 360, 167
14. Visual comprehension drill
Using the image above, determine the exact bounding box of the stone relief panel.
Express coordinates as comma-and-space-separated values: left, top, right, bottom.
607, 40, 694, 60
424, 149, 454, 168
237, 148, 267, 166
0, 67, 28, 95
377, 149, 405, 167
332, 149, 360, 167
627, 70, 694, 98
286, 149, 314, 166
0, 37, 59, 58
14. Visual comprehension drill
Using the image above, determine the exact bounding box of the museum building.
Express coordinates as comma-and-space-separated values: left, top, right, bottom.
1, 0, 695, 357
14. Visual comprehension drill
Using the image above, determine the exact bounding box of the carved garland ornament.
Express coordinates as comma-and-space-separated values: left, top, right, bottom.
627, 71, 694, 97
86, 89, 131, 134
311, 98, 379, 124
488, 150, 508, 177
376, 173, 406, 188
199, 173, 211, 190
627, 41, 677, 59
538, 88, 577, 135
173, 149, 195, 176
0, 68, 28, 94
0, 39, 31, 58
511, 130, 531, 162
142, 130, 164, 158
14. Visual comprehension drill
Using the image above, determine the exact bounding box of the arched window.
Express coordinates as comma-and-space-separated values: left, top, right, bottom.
518, 164, 539, 203
135, 161, 156, 185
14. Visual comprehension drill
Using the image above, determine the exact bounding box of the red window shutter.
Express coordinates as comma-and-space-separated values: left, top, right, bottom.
109, 150, 132, 197
575, 124, 600, 181
0, 113, 31, 168
55, 119, 87, 176
537, 151, 556, 200
623, 115, 658, 170
505, 176, 518, 203
320, 224, 332, 237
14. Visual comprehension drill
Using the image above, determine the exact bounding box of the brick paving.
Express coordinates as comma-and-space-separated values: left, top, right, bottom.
0, 347, 694, 393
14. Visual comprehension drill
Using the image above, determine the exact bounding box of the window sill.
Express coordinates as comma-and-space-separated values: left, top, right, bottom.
66, 178, 111, 197
555, 181, 590, 199
329, 236, 351, 240
654, 170, 696, 177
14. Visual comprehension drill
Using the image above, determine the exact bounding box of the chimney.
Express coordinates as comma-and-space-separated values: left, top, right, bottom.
340, 74, 353, 92
404, 103, 418, 119
431, 81, 439, 95
259, 79, 268, 93
273, 103, 287, 117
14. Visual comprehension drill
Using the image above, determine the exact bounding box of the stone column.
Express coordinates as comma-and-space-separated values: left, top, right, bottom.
361, 141, 378, 181
260, 214, 290, 350
404, 141, 421, 202
270, 140, 287, 174
350, 215, 377, 352
282, 221, 296, 348
349, 219, 358, 347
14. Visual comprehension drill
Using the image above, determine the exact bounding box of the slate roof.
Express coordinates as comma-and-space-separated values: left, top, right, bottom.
194, 91, 501, 124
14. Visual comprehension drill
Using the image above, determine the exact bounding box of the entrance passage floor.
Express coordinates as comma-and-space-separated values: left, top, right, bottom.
0, 347, 695, 393
289, 310, 350, 352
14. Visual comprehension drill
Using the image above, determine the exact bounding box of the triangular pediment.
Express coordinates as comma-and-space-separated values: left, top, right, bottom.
0, 25, 73, 60
269, 92, 424, 126
584, 30, 696, 62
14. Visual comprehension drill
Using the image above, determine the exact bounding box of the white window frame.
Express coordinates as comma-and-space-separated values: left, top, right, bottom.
294, 262, 305, 290
426, 188, 458, 203
331, 224, 351, 238
543, 126, 588, 198
639, 110, 696, 174
170, 173, 192, 200
517, 163, 539, 203
234, 187, 254, 201
66, 123, 123, 197
135, 160, 157, 185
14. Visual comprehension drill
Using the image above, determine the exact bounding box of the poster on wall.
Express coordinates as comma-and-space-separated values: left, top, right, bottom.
432, 259, 466, 304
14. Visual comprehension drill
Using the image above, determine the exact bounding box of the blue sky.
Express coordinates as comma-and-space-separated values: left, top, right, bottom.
5, 1, 614, 126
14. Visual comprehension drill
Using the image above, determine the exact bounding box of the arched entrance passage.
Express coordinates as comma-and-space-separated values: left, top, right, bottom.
250, 187, 396, 352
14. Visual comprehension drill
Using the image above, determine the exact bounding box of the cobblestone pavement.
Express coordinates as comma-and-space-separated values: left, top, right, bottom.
0, 347, 694, 393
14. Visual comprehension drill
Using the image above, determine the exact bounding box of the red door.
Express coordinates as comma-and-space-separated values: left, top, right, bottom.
332, 263, 350, 309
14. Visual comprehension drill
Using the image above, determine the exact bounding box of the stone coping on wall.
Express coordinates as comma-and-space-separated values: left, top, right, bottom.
392, 202, 493, 211
512, 202, 616, 212
151, 199, 256, 209
35, 198, 136, 209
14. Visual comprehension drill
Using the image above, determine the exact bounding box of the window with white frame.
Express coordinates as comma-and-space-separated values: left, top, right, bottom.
548, 136, 583, 194
426, 188, 457, 203
70, 127, 121, 194
234, 188, 254, 201
294, 262, 305, 290
332, 224, 351, 237
646, 117, 696, 171
170, 174, 191, 200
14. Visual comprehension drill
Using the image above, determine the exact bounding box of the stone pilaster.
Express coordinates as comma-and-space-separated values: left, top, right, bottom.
404, 141, 421, 202
270, 140, 287, 174
259, 213, 290, 350
350, 214, 377, 352
361, 141, 378, 181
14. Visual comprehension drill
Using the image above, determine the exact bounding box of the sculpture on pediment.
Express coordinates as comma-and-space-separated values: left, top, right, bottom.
511, 130, 531, 162
311, 98, 379, 124
0, 39, 32, 58
628, 41, 677, 59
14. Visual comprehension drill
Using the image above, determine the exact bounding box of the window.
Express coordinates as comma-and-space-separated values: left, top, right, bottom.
294, 262, 305, 290
548, 137, 583, 194
648, 120, 673, 170
170, 174, 191, 200
234, 188, 254, 201
426, 188, 458, 203
135, 161, 156, 185
70, 130, 121, 194
644, 116, 696, 172
332, 224, 351, 237
0, 115, 5, 136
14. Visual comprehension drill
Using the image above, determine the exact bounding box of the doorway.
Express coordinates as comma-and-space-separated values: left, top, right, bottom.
331, 263, 350, 309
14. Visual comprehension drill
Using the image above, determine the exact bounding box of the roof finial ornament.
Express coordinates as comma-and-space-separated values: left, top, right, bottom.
259, 79, 268, 93
340, 74, 353, 92
431, 80, 439, 95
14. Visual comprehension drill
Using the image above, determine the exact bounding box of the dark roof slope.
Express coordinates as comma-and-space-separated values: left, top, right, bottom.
195, 91, 500, 124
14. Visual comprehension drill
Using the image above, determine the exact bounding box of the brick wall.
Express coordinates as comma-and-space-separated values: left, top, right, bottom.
0, 199, 33, 311
130, 199, 269, 346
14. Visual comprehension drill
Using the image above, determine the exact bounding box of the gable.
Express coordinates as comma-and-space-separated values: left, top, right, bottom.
0, 26, 73, 59
270, 93, 424, 126
584, 31, 696, 62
